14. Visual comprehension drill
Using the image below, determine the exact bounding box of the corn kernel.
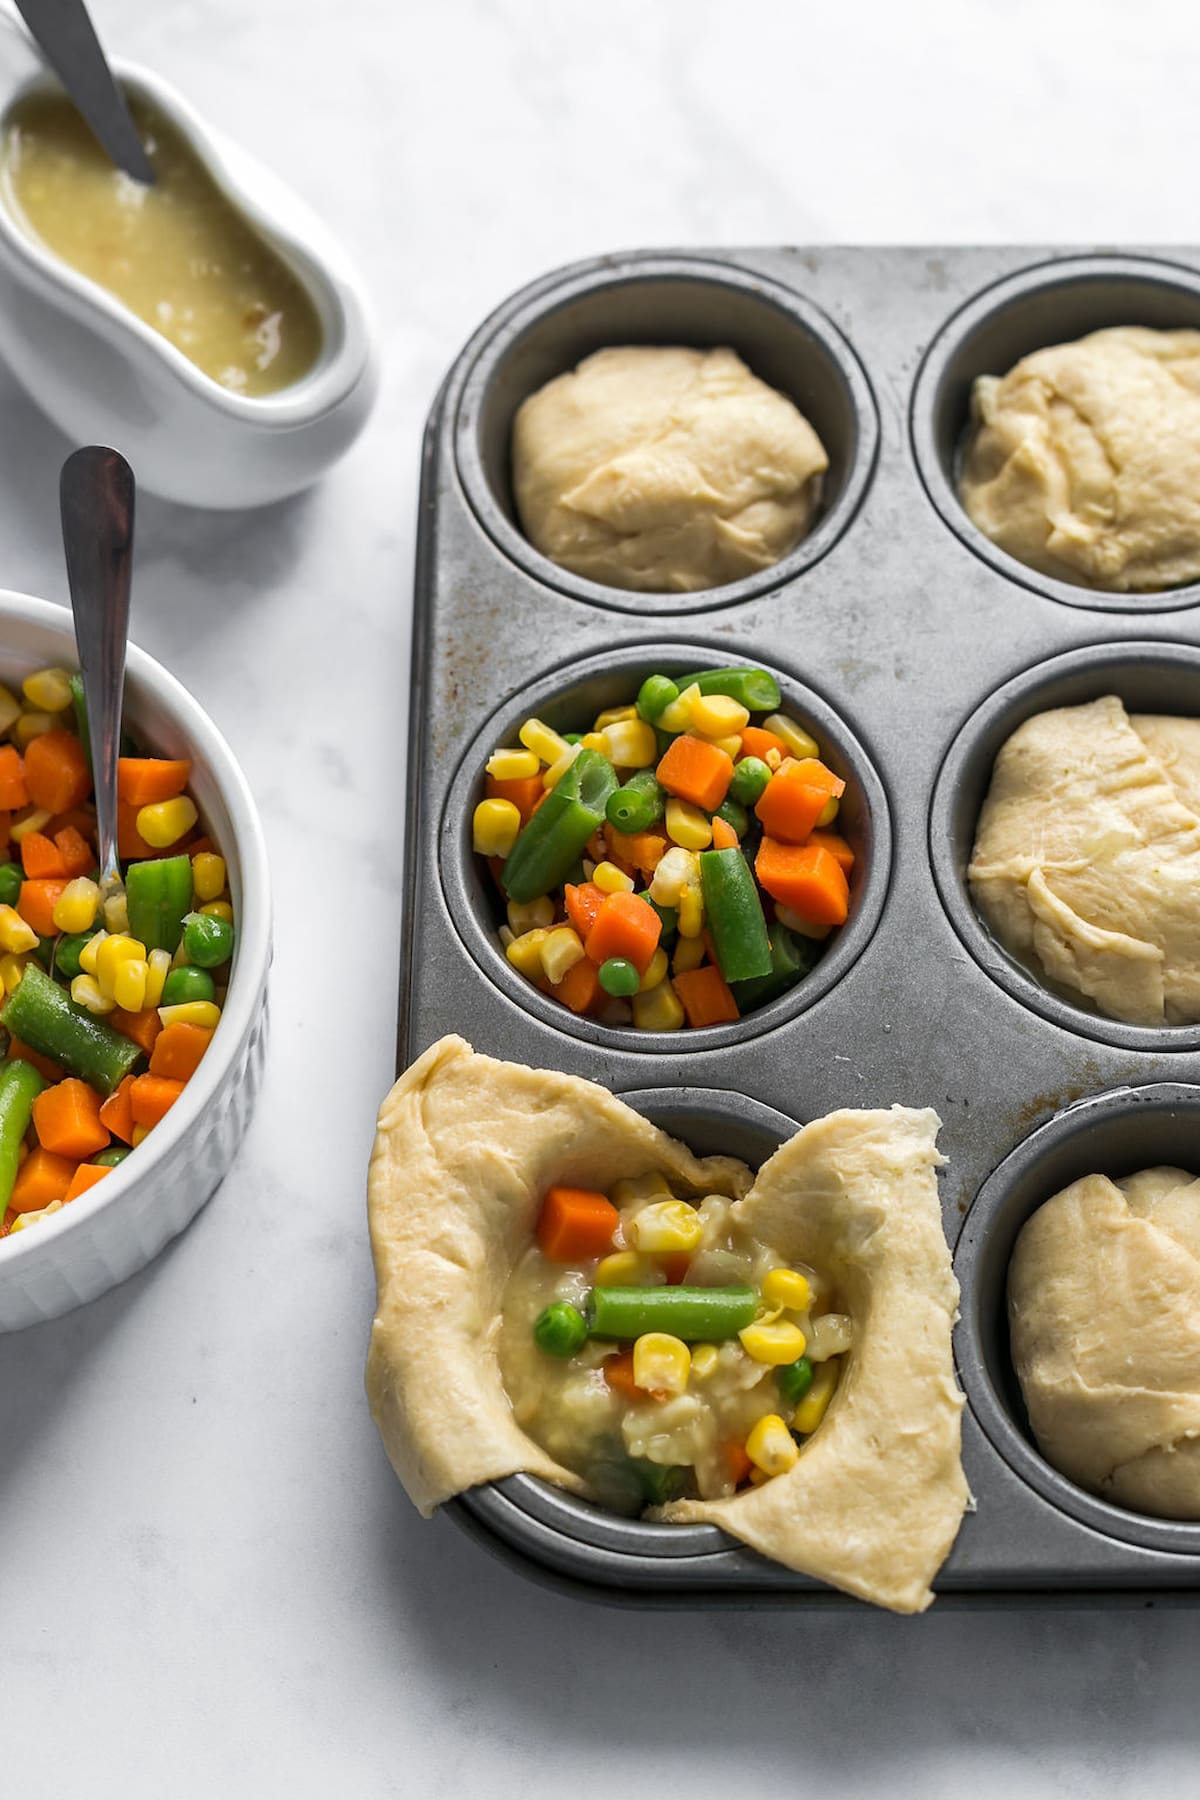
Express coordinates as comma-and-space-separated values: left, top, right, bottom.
745, 1413, 800, 1476
78, 929, 108, 975
593, 705, 638, 730
0, 906, 36, 954
763, 713, 820, 761
113, 958, 149, 1013
665, 797, 712, 852
9, 806, 52, 844
131, 1123, 150, 1147
601, 718, 657, 769
703, 732, 744, 759
633, 1332, 691, 1397
507, 896, 554, 934
592, 860, 634, 895
629, 1199, 703, 1254
816, 796, 840, 828
21, 667, 73, 712
52, 877, 101, 935
765, 747, 783, 770
580, 732, 609, 755
677, 886, 704, 938
806, 1313, 854, 1362
0, 953, 28, 994
10, 1199, 63, 1232
672, 933, 706, 974
518, 717, 570, 765
638, 947, 668, 992
611, 1171, 672, 1206
657, 682, 701, 734
649, 846, 698, 908
0, 685, 20, 736
171, 942, 191, 970
96, 933, 147, 998
539, 925, 584, 985
631, 978, 685, 1031
762, 1268, 813, 1313
199, 900, 233, 924
543, 742, 582, 790
485, 747, 539, 781
793, 1357, 840, 1435
775, 905, 832, 941
472, 797, 521, 858
595, 1249, 654, 1287
136, 796, 198, 849
144, 948, 171, 1009
71, 973, 115, 1015
14, 711, 56, 748
690, 693, 750, 738
191, 852, 227, 903
158, 1000, 221, 1030
103, 892, 130, 934
690, 1344, 719, 1379
505, 927, 548, 977
739, 1318, 808, 1366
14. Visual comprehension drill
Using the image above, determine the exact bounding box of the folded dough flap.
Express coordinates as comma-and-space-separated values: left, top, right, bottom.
663, 1105, 970, 1615
1026, 866, 1165, 1025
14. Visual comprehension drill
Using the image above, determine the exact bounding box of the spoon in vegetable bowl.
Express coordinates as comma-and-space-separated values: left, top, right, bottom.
59, 444, 135, 911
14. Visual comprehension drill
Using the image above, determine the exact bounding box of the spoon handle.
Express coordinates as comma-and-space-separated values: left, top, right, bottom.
60, 445, 135, 894
12, 0, 154, 184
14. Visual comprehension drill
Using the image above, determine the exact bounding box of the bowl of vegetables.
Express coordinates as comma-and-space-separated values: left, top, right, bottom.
0, 590, 270, 1330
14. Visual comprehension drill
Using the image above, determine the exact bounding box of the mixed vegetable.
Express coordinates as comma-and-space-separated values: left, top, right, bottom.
0, 665, 235, 1240
501, 1171, 851, 1511
474, 666, 857, 1029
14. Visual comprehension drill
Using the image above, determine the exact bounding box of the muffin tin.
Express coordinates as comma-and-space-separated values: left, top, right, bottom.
399, 247, 1200, 1604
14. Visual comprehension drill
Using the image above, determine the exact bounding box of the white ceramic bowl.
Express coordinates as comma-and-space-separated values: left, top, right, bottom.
0, 591, 271, 1331
0, 56, 379, 508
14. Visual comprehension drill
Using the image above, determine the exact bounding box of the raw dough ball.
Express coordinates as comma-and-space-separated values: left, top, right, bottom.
968, 696, 1200, 1027
511, 346, 829, 593
959, 326, 1200, 592
1009, 1166, 1200, 1518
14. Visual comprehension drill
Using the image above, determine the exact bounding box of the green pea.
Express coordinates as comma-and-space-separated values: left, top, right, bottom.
54, 931, 100, 982
715, 796, 749, 838
598, 957, 639, 998
729, 756, 772, 807
777, 1356, 814, 1405
161, 966, 216, 1007
0, 864, 22, 907
637, 675, 679, 723
92, 1147, 131, 1168
181, 911, 235, 969
533, 1301, 589, 1358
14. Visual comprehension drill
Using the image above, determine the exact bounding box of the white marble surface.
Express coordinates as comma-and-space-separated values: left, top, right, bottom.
2, 1, 1199, 1794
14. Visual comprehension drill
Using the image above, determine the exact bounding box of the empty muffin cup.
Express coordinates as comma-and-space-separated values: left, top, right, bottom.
454, 254, 879, 614
440, 642, 891, 1052
911, 254, 1200, 611
956, 1083, 1200, 1554
930, 640, 1200, 1052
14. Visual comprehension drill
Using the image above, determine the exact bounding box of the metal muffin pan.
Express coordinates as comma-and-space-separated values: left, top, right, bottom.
400, 246, 1200, 1603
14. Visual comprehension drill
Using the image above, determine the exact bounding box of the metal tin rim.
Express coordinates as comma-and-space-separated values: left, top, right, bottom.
452, 251, 880, 616
910, 252, 1200, 614
955, 1082, 1200, 1553
439, 639, 893, 1054
929, 639, 1200, 1053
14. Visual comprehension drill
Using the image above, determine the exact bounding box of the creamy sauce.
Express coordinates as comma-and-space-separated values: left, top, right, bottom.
1, 92, 322, 397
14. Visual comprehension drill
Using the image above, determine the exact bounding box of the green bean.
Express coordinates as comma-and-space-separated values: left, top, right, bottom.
1, 964, 141, 1097
636, 675, 679, 722
587, 1284, 757, 1342
714, 796, 749, 838
691, 667, 781, 713
730, 925, 820, 1012
533, 1301, 588, 1358
0, 1058, 45, 1212
69, 672, 92, 782
0, 863, 22, 908
729, 756, 772, 807
501, 748, 617, 904
631, 1460, 689, 1506
606, 769, 665, 835
126, 856, 193, 954
699, 848, 772, 982
638, 891, 677, 945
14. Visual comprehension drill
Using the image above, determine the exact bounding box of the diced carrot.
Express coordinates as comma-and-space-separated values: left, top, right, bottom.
0, 1205, 14, 1237
672, 964, 740, 1029
10, 1146, 76, 1213
110, 1007, 162, 1056
710, 816, 739, 851
23, 731, 90, 814
19, 831, 68, 880
129, 1075, 184, 1128
722, 1440, 754, 1488
17, 878, 67, 937
32, 1078, 110, 1160
584, 891, 662, 975
755, 759, 845, 845
660, 1252, 692, 1285
116, 758, 192, 806
98, 1075, 136, 1144
187, 836, 216, 860
8, 1037, 64, 1083
65, 1163, 112, 1203
45, 805, 96, 840
564, 881, 606, 938
755, 839, 850, 925
53, 826, 95, 878
604, 1349, 642, 1401
0, 812, 10, 856
552, 956, 601, 1015
807, 829, 855, 874
485, 772, 544, 825
117, 799, 159, 860
617, 828, 670, 877
149, 1023, 212, 1082
600, 823, 639, 879
536, 1184, 619, 1261
655, 735, 734, 812
739, 726, 788, 762
0, 745, 27, 810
